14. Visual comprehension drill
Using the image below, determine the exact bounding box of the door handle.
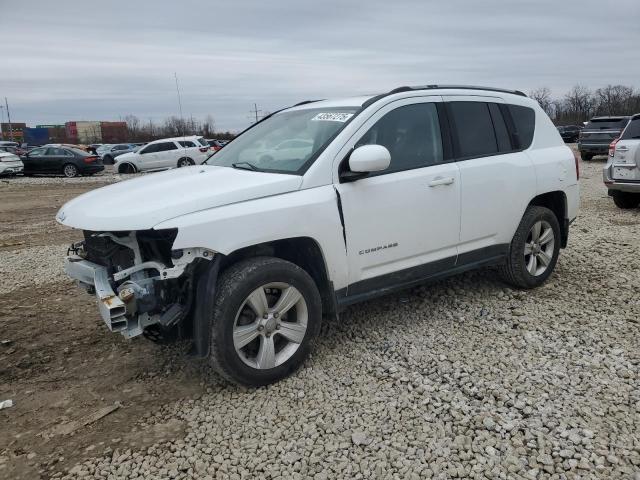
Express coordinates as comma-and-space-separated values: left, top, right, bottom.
428, 176, 455, 187
617, 146, 629, 152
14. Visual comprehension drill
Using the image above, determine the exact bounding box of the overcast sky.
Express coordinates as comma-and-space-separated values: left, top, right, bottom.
2, 0, 639, 131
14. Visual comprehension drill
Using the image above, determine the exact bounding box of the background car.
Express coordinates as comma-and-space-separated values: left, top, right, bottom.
99, 143, 137, 164
0, 151, 24, 176
114, 136, 209, 173
206, 139, 224, 151
237, 138, 313, 165
0, 144, 27, 156
579, 116, 630, 160
21, 146, 103, 177
556, 125, 582, 143
604, 113, 640, 208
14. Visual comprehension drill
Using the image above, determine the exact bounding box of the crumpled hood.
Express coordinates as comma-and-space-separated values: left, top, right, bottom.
56, 165, 302, 231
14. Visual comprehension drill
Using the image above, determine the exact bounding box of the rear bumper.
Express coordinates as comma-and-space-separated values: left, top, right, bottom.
64, 256, 128, 332
0, 162, 23, 174
578, 143, 609, 154
603, 165, 640, 193
81, 164, 105, 174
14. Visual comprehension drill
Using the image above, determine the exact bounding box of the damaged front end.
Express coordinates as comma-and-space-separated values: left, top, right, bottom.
65, 229, 213, 340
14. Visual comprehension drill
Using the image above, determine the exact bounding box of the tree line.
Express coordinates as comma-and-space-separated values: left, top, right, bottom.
529, 84, 640, 126
122, 114, 236, 142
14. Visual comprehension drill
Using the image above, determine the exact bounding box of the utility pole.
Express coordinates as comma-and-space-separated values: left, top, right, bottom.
5, 97, 13, 142
174, 72, 184, 136
249, 103, 262, 124
0, 106, 4, 140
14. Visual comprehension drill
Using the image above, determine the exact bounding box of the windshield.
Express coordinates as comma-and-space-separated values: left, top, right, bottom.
206, 107, 359, 174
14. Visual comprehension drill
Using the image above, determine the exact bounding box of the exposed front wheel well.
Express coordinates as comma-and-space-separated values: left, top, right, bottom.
528, 191, 568, 247
221, 238, 336, 318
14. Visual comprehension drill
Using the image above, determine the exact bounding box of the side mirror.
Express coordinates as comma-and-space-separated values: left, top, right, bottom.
340, 145, 390, 182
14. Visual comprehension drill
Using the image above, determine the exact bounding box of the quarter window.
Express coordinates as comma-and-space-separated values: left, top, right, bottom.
449, 102, 498, 158
356, 103, 443, 174
508, 105, 535, 149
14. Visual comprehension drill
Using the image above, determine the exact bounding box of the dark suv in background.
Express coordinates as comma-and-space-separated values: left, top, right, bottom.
557, 125, 582, 143
579, 116, 629, 160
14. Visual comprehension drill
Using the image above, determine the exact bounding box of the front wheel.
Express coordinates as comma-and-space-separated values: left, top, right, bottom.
207, 257, 322, 387
499, 206, 561, 289
613, 192, 640, 209
62, 163, 79, 178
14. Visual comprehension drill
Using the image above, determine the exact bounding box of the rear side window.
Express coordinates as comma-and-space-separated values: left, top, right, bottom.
157, 142, 178, 152
449, 102, 498, 158
620, 118, 640, 140
508, 105, 535, 149
355, 102, 443, 174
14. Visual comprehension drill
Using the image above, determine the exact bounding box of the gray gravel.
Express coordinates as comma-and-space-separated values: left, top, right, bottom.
0, 244, 68, 294
7, 156, 640, 479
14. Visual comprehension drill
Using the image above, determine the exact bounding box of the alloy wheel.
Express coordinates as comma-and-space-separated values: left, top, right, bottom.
63, 164, 78, 177
524, 220, 555, 276
233, 282, 308, 370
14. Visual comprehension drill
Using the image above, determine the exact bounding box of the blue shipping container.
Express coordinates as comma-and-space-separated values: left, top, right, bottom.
24, 127, 49, 146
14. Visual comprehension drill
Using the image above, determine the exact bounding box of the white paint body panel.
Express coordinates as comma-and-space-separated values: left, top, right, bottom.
57, 87, 579, 297
57, 165, 302, 231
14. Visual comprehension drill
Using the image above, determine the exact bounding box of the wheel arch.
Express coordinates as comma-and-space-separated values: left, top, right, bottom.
221, 236, 337, 319
117, 162, 137, 174
528, 190, 568, 247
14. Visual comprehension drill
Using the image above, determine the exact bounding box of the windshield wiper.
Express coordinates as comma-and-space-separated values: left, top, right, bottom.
231, 162, 260, 171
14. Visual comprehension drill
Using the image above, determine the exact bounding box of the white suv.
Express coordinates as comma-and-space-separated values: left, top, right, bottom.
57, 85, 579, 386
114, 135, 210, 173
604, 114, 640, 208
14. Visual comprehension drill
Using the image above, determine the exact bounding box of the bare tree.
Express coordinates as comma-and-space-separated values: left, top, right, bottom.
529, 87, 554, 117
594, 85, 635, 116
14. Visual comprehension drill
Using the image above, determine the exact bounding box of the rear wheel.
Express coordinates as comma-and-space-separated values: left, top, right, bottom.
62, 163, 78, 178
207, 257, 322, 387
581, 152, 593, 161
499, 206, 561, 289
177, 157, 194, 168
613, 192, 640, 209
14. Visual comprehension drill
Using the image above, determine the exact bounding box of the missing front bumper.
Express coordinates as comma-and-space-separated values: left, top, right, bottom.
65, 256, 128, 333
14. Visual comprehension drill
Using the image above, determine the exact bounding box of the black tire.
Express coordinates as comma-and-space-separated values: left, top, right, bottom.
499, 206, 561, 289
207, 256, 322, 387
613, 192, 640, 209
118, 163, 137, 174
581, 152, 593, 161
62, 163, 78, 178
177, 157, 194, 168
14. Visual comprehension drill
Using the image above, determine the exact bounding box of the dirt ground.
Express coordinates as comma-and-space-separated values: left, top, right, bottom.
0, 179, 204, 479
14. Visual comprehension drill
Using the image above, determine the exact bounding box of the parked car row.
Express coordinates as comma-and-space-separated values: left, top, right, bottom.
114, 135, 211, 173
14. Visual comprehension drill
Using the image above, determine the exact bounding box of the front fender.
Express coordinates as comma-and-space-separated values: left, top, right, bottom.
154, 185, 348, 290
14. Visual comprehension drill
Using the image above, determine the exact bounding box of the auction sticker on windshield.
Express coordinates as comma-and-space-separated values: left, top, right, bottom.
311, 112, 354, 122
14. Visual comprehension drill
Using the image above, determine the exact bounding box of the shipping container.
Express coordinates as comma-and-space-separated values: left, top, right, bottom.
100, 121, 128, 143
24, 127, 49, 146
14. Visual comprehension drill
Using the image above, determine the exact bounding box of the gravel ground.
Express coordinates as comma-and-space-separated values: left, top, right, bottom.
2, 154, 639, 479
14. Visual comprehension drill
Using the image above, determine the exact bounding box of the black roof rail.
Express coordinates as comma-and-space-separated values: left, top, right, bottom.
361, 84, 527, 110
293, 99, 323, 107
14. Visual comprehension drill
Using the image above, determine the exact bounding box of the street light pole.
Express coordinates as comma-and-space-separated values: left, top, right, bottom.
5, 97, 13, 142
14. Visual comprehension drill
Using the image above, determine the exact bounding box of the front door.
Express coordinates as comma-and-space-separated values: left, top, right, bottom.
335, 98, 461, 297
23, 147, 48, 173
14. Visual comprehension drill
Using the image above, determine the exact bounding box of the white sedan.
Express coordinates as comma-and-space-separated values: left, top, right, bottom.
114, 136, 211, 173
0, 151, 23, 175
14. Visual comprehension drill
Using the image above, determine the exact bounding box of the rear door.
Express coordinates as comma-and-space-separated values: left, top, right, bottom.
612, 116, 640, 182
443, 97, 536, 259
155, 141, 180, 168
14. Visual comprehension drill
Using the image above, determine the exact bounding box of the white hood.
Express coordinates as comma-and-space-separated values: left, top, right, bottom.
56, 165, 303, 231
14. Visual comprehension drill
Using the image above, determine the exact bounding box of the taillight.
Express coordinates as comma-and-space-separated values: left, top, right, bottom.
83, 156, 98, 164
573, 151, 580, 180
609, 138, 619, 157
199, 147, 208, 153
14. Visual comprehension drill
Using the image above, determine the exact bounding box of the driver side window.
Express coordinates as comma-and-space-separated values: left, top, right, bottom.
356, 103, 443, 175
